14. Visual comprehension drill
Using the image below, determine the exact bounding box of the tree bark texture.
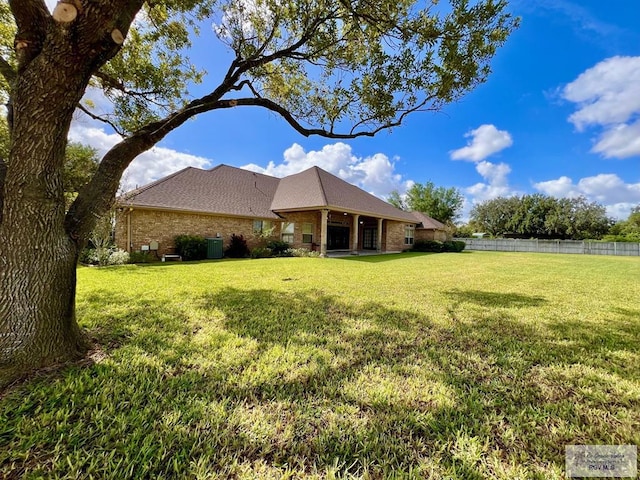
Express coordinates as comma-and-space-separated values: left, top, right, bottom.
0, 1, 144, 388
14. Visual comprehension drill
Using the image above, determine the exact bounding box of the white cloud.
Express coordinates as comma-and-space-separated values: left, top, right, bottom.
592, 120, 640, 159
562, 56, 640, 158
450, 124, 513, 162
465, 161, 517, 203
532, 176, 581, 198
243, 142, 411, 199
534, 173, 640, 218
449, 125, 517, 209
68, 125, 212, 192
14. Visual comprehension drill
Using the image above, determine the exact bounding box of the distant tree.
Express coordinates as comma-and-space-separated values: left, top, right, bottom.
63, 143, 100, 207
607, 206, 640, 241
564, 197, 612, 240
470, 196, 519, 237
471, 194, 612, 239
387, 190, 406, 210
389, 182, 464, 224
453, 224, 476, 238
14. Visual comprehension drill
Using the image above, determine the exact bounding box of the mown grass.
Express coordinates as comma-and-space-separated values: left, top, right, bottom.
1, 251, 639, 479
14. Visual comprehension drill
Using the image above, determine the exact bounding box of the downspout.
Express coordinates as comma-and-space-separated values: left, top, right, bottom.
127, 208, 132, 253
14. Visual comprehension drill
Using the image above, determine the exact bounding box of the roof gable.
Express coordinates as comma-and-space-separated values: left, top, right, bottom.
271, 166, 417, 222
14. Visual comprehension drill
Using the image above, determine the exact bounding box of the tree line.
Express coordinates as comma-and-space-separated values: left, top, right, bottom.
462, 194, 616, 240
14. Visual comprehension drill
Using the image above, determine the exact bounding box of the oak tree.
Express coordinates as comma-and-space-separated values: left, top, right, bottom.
388, 181, 464, 224
0, 0, 517, 386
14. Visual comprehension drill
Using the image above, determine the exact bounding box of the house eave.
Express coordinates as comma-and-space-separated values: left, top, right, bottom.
119, 204, 280, 220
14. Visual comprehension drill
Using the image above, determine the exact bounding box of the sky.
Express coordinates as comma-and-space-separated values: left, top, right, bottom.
51, 0, 640, 221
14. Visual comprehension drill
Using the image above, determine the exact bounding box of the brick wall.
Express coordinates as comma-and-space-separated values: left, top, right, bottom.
385, 221, 412, 252
113, 207, 419, 256
415, 229, 448, 242
114, 208, 281, 257
277, 211, 322, 250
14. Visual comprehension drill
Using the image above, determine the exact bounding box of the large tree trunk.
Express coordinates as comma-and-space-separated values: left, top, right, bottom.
0, 35, 91, 389
0, 226, 87, 387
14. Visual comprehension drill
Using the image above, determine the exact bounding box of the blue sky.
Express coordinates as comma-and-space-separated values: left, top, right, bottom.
60, 0, 640, 221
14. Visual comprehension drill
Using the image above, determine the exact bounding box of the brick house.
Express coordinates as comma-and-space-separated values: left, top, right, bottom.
114, 164, 447, 257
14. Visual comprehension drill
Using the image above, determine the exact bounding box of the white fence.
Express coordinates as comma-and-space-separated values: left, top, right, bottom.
459, 238, 640, 256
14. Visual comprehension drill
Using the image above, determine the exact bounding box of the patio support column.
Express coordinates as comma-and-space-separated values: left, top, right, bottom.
377, 218, 383, 253
320, 209, 329, 257
352, 214, 360, 254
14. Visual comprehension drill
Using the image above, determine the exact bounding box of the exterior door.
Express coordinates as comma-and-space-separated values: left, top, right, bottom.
328, 226, 350, 250
363, 228, 377, 250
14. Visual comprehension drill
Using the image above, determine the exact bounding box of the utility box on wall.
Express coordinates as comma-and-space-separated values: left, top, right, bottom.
206, 238, 223, 259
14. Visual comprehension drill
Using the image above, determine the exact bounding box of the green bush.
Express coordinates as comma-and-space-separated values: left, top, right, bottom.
175, 235, 207, 261
412, 240, 443, 252
266, 240, 291, 256
442, 240, 466, 252
601, 234, 640, 242
250, 247, 272, 259
225, 234, 250, 258
129, 251, 153, 263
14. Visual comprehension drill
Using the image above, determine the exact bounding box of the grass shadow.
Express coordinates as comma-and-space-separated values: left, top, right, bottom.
446, 289, 548, 308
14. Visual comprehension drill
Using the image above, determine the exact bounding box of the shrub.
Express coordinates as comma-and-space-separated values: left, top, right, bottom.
288, 248, 321, 258
412, 240, 443, 252
442, 240, 466, 252
79, 247, 130, 266
78, 247, 95, 265
225, 234, 250, 258
129, 251, 153, 263
107, 249, 130, 265
250, 247, 272, 259
266, 240, 291, 256
601, 234, 640, 242
175, 235, 207, 261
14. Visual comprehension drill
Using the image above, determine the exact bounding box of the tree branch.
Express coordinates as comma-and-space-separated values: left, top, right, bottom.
77, 104, 125, 136
93, 70, 163, 98
9, 0, 50, 70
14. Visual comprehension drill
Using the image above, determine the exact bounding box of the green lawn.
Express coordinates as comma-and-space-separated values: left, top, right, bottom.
1, 252, 639, 479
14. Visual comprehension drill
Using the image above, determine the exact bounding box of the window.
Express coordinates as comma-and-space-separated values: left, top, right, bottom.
404, 225, 415, 245
253, 220, 273, 235
281, 222, 295, 243
302, 223, 314, 243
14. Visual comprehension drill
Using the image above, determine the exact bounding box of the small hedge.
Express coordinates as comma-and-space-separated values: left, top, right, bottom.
412, 240, 443, 252
266, 240, 291, 256
412, 240, 465, 253
225, 234, 250, 258
443, 240, 466, 252
250, 247, 272, 259
175, 235, 207, 261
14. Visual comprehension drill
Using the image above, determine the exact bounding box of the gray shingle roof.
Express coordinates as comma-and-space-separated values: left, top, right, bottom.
121, 164, 418, 223
271, 167, 418, 222
411, 211, 447, 230
120, 165, 281, 219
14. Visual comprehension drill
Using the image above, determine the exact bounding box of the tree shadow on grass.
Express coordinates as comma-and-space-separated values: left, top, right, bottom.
446, 289, 547, 308
1, 286, 638, 479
